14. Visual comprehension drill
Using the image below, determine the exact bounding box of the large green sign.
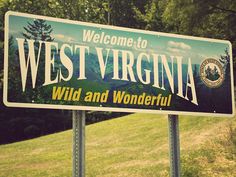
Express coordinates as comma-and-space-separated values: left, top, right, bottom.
4, 11, 235, 116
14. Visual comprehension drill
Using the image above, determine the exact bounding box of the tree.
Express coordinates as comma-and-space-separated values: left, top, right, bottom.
132, 0, 167, 31
220, 48, 231, 84
22, 19, 54, 42
162, 0, 236, 81
19, 19, 54, 102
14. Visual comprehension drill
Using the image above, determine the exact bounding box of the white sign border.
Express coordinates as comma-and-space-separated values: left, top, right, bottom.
3, 11, 235, 117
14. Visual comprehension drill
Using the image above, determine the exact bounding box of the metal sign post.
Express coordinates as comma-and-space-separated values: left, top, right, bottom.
168, 115, 180, 177
73, 110, 86, 177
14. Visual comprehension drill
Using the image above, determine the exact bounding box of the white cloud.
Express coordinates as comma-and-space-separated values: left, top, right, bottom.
52, 34, 76, 43
53, 34, 65, 39
168, 41, 191, 50
167, 47, 181, 53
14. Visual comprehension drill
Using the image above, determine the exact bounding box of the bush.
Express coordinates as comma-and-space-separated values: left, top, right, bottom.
24, 125, 41, 139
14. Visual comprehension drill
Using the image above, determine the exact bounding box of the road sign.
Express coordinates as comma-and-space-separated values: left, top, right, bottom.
4, 11, 235, 116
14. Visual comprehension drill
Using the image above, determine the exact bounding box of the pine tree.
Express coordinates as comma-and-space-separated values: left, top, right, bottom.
219, 48, 230, 84
20, 19, 54, 102
22, 19, 54, 42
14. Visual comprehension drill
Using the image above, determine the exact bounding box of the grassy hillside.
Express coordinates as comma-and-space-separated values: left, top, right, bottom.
0, 113, 235, 177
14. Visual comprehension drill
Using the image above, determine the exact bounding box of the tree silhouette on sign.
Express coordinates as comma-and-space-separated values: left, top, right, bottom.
20, 19, 55, 102
22, 19, 54, 42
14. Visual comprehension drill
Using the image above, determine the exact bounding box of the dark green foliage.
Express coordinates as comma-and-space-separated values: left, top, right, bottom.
22, 19, 54, 41
0, 109, 72, 144
24, 125, 41, 139
220, 48, 231, 83
86, 111, 129, 124
162, 0, 236, 82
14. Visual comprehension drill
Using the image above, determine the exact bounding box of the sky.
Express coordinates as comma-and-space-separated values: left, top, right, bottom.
7, 14, 231, 65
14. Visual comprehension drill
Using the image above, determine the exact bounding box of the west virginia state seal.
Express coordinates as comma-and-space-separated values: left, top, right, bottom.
200, 58, 224, 88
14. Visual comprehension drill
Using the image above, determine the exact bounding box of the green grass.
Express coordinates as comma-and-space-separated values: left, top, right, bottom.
0, 113, 235, 177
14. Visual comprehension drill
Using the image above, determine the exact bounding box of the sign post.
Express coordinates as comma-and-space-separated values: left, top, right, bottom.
73, 110, 86, 177
168, 115, 180, 177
